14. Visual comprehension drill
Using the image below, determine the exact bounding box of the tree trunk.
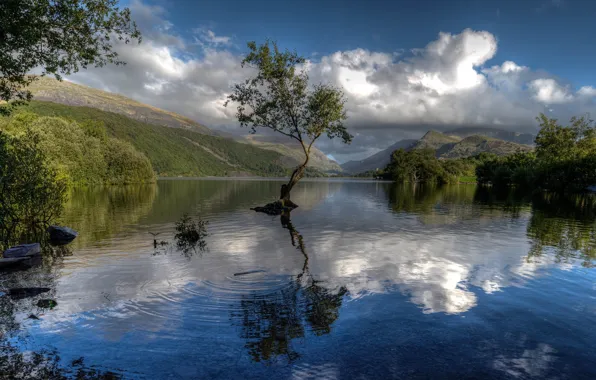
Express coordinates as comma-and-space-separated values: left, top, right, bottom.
280, 158, 308, 201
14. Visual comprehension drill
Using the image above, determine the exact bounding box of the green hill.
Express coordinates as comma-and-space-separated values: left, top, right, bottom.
439, 135, 532, 158
445, 127, 535, 145
19, 101, 293, 177
27, 77, 341, 173
243, 135, 342, 172
411, 130, 462, 150
27, 76, 212, 134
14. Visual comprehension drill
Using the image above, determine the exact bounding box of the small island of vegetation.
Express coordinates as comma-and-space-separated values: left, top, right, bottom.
377, 113, 596, 194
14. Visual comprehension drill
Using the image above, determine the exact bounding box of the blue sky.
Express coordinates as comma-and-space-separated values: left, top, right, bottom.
72, 0, 595, 162
124, 0, 594, 87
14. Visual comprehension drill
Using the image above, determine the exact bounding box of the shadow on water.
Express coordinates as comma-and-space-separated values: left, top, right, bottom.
231, 210, 348, 364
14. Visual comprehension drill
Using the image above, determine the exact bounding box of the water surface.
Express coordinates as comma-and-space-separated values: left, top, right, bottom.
2, 179, 596, 379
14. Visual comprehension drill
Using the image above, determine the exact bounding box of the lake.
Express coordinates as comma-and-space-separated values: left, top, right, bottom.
2, 179, 596, 379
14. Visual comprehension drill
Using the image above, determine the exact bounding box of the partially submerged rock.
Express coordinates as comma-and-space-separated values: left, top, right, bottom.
3, 243, 41, 258
251, 200, 298, 216
7, 287, 51, 300
47, 225, 78, 246
0, 257, 29, 269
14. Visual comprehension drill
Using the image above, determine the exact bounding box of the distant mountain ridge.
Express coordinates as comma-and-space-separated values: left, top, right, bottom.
341, 129, 534, 174
243, 135, 342, 172
445, 127, 535, 145
27, 77, 341, 173
341, 139, 416, 174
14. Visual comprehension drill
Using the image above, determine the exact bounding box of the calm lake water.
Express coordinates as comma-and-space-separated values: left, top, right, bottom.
2, 179, 596, 379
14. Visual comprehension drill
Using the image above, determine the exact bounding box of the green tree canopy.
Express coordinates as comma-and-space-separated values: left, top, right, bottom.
0, 130, 66, 248
226, 40, 352, 200
0, 0, 140, 113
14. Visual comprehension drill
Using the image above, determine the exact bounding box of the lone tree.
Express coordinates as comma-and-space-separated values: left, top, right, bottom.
226, 41, 352, 202
0, 0, 141, 114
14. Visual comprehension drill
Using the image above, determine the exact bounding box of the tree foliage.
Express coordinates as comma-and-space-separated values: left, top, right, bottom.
384, 148, 475, 184
226, 41, 352, 198
476, 113, 596, 192
0, 0, 140, 113
0, 130, 66, 249
0, 111, 155, 185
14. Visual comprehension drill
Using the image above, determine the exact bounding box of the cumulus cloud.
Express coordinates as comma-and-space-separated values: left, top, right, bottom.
529, 78, 574, 104
66, 1, 596, 162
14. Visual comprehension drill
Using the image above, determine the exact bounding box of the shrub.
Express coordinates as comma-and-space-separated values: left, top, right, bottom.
0, 130, 66, 249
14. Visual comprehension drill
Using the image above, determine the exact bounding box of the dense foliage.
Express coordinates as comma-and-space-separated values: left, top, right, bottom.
476, 114, 596, 192
21, 101, 293, 177
0, 112, 155, 185
0, 0, 140, 114
226, 40, 352, 199
384, 148, 476, 184
0, 130, 66, 249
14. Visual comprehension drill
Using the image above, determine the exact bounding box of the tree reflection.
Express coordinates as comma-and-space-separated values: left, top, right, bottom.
233, 211, 347, 363
473, 187, 596, 267
526, 194, 596, 267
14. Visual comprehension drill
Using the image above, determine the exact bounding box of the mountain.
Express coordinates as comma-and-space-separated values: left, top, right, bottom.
437, 135, 533, 158
343, 129, 533, 174
243, 135, 342, 172
341, 139, 416, 174
411, 130, 462, 150
445, 127, 535, 145
28, 76, 212, 134
27, 77, 340, 173
22, 101, 290, 177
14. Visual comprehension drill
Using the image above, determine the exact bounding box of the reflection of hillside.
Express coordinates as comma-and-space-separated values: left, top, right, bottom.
60, 184, 157, 247
142, 179, 343, 225
385, 183, 528, 226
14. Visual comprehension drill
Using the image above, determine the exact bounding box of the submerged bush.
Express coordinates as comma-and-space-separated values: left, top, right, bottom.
174, 214, 208, 255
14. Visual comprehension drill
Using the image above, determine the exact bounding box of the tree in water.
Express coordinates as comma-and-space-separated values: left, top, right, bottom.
232, 211, 348, 363
226, 41, 352, 203
0, 0, 141, 114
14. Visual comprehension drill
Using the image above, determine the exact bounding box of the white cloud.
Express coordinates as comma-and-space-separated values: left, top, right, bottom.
66, 2, 596, 161
192, 28, 232, 47
578, 86, 596, 97
529, 78, 574, 104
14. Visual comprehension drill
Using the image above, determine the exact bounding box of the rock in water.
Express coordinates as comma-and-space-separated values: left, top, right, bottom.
47, 225, 78, 245
2, 243, 41, 258
0, 257, 29, 269
250, 200, 298, 215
